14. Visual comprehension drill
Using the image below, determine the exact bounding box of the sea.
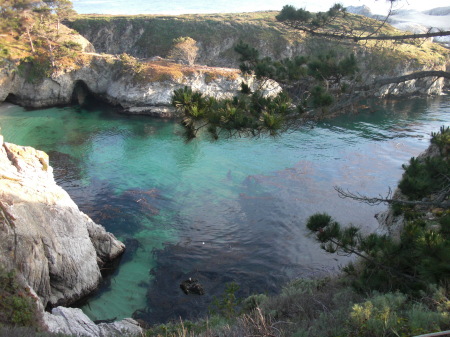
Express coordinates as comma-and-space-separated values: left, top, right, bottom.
1, 96, 449, 323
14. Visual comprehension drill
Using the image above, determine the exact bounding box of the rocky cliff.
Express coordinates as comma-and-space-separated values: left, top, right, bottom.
1, 12, 448, 115
0, 54, 280, 116
66, 12, 449, 98
0, 136, 125, 308
66, 13, 304, 68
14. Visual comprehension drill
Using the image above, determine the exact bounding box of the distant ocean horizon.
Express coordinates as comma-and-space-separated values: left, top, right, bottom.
71, 0, 448, 16
71, 0, 405, 16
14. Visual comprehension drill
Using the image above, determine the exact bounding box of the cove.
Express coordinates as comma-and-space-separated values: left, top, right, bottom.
0, 96, 449, 324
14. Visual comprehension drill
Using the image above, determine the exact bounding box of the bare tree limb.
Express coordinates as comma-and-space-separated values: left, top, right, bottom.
282, 21, 450, 41
358, 71, 450, 91
334, 186, 450, 208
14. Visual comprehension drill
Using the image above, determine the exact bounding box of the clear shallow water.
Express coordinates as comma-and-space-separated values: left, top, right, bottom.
0, 96, 449, 323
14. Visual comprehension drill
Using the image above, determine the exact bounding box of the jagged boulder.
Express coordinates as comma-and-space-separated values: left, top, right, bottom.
0, 136, 125, 308
44, 307, 143, 337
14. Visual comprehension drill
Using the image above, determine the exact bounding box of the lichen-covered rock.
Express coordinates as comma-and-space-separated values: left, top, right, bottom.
0, 136, 125, 307
44, 307, 143, 337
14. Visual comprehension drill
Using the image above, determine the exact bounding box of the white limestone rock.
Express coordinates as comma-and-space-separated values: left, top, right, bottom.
44, 307, 143, 337
0, 138, 125, 307
0, 55, 282, 117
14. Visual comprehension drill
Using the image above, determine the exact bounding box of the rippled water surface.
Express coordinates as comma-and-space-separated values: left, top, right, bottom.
0, 96, 449, 323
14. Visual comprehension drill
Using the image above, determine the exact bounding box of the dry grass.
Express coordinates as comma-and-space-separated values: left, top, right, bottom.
0, 32, 33, 61
140, 60, 240, 83
0, 25, 91, 73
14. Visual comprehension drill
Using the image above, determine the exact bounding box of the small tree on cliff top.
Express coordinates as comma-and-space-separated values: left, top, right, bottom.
168, 36, 199, 66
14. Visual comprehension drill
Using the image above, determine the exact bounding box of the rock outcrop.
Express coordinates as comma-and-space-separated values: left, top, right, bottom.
1, 13, 447, 114
0, 136, 125, 308
44, 307, 143, 337
0, 55, 281, 117
66, 15, 305, 68
65, 14, 449, 98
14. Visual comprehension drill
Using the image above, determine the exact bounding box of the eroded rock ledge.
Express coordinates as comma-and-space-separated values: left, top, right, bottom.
0, 55, 282, 116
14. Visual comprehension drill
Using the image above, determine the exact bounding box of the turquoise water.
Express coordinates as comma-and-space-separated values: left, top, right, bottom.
0, 96, 449, 323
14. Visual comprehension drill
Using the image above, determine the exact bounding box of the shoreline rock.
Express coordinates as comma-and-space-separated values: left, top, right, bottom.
0, 55, 282, 117
44, 307, 143, 337
0, 136, 133, 336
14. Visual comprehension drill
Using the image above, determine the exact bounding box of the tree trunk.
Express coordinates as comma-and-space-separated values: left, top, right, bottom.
284, 22, 450, 41
45, 37, 55, 68
26, 27, 35, 53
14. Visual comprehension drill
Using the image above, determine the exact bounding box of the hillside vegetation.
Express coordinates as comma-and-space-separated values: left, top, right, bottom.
67, 11, 449, 69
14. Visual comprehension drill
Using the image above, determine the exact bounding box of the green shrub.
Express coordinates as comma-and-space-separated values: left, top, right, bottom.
209, 282, 241, 319
0, 267, 40, 328
431, 125, 450, 155
62, 41, 83, 51
17, 56, 52, 84
399, 156, 450, 200
399, 126, 450, 200
241, 294, 268, 313
346, 291, 450, 337
114, 53, 145, 81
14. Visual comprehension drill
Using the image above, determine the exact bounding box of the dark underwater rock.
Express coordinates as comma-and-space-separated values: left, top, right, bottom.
180, 278, 205, 295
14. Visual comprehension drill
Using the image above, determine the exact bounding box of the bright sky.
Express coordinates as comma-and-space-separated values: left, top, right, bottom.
72, 0, 450, 16
295, 0, 450, 14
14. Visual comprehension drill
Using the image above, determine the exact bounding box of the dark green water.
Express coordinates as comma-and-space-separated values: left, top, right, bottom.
0, 96, 449, 324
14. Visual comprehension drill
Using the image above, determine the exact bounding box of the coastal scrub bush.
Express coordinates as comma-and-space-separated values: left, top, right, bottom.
115, 53, 145, 81
0, 45, 9, 59
167, 37, 199, 66
346, 291, 450, 337
241, 294, 268, 313
399, 156, 450, 200
431, 125, 450, 156
17, 55, 52, 84
209, 282, 241, 319
145, 315, 229, 337
0, 267, 40, 328
0, 327, 72, 337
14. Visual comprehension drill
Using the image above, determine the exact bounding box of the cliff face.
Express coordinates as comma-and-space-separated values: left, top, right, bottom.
66, 14, 305, 68
66, 14, 449, 98
0, 136, 125, 308
0, 55, 280, 116
1, 13, 448, 114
